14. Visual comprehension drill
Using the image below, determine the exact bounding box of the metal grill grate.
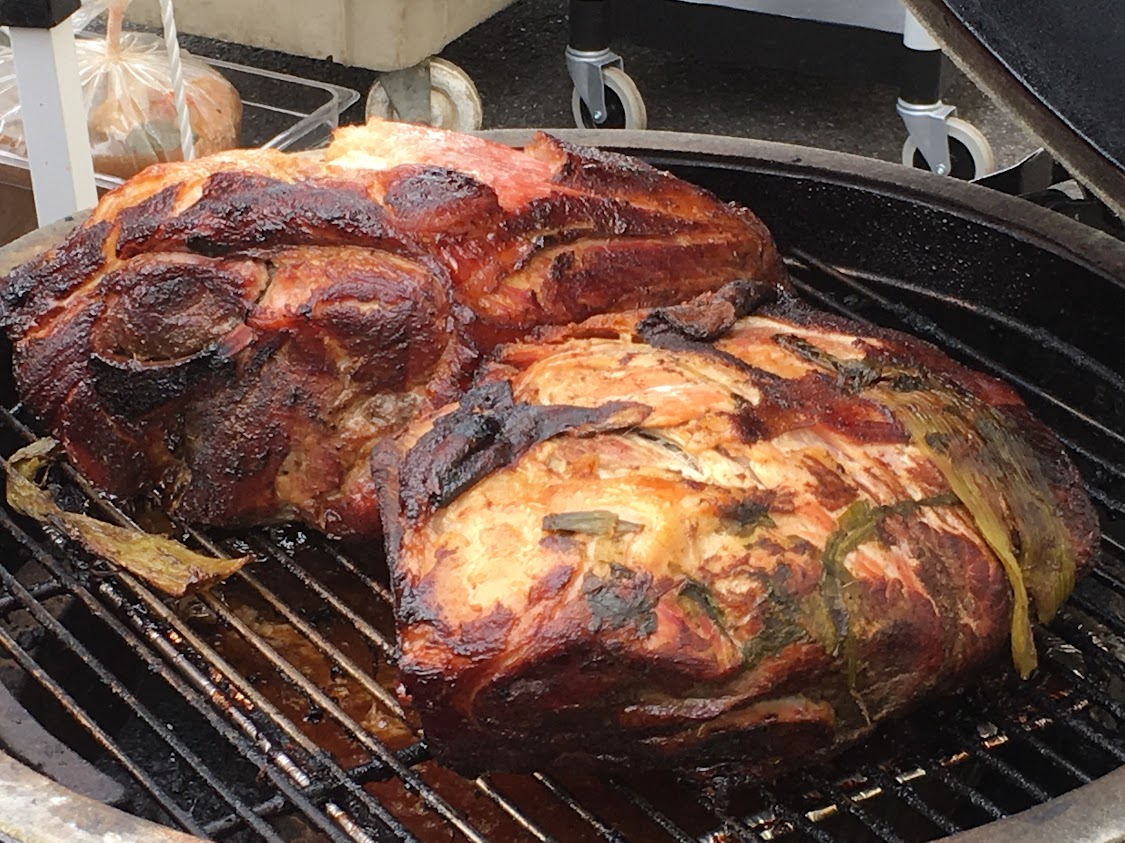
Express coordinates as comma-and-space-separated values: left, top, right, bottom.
0, 249, 1122, 842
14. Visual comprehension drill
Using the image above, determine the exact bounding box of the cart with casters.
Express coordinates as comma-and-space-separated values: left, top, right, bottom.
565, 0, 994, 178
128, 0, 512, 130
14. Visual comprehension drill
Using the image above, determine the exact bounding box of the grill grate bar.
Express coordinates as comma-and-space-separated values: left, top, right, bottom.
473, 777, 557, 843
0, 546, 255, 838
0, 510, 367, 842
1046, 618, 1125, 722
533, 772, 625, 842
193, 588, 484, 843
1086, 485, 1125, 517
98, 581, 313, 789
1093, 564, 1125, 596
0, 408, 418, 842
990, 712, 1092, 785
928, 764, 1006, 820
717, 819, 767, 843
1027, 686, 1125, 762
0, 578, 64, 616
798, 776, 907, 843
951, 729, 1051, 803
204, 795, 286, 836
246, 534, 397, 660
0, 621, 211, 836
862, 768, 961, 837
209, 530, 552, 843
204, 750, 430, 837
606, 778, 696, 843
254, 531, 633, 842
320, 540, 395, 604
1069, 587, 1125, 640
742, 783, 837, 843
1102, 531, 1125, 559
112, 575, 417, 842
787, 253, 1125, 451
1061, 437, 1125, 503
233, 559, 404, 718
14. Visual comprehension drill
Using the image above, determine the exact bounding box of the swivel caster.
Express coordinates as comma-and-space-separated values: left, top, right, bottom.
570, 66, 647, 130
902, 116, 996, 180
366, 58, 483, 132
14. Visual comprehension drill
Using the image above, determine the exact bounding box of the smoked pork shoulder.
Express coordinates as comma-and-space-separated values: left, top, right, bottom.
0, 122, 781, 536
378, 280, 1098, 775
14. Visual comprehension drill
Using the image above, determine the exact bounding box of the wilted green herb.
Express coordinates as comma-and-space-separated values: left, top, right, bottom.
770, 330, 1077, 680
543, 510, 643, 537
742, 619, 807, 671
679, 578, 725, 626
5, 439, 248, 597
882, 388, 1075, 679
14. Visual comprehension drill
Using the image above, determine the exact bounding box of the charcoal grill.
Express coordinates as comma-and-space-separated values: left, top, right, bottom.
0, 125, 1122, 843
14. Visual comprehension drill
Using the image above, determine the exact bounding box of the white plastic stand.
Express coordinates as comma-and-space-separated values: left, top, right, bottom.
8, 22, 98, 226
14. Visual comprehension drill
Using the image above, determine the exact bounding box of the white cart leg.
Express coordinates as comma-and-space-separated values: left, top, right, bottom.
8, 22, 97, 225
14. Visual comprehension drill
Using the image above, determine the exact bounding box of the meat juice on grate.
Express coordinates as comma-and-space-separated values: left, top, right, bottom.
215, 538, 709, 841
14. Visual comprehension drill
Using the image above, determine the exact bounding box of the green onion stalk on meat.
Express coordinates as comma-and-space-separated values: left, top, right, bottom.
773, 333, 1077, 679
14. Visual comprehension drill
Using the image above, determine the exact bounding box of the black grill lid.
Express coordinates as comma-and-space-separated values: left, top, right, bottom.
903, 0, 1125, 218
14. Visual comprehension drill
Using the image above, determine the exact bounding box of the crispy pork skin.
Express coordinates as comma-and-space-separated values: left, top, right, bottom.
379, 281, 1098, 774
0, 122, 781, 536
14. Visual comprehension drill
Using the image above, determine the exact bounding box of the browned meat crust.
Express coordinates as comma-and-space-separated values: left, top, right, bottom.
379, 280, 1098, 775
0, 123, 782, 536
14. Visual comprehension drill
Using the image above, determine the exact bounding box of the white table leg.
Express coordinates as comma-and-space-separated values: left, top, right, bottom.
8, 22, 97, 226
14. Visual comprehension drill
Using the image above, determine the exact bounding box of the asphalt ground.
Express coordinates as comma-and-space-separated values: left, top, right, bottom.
172, 0, 1039, 171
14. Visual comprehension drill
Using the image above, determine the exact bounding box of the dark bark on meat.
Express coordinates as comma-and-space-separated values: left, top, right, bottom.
0, 124, 783, 537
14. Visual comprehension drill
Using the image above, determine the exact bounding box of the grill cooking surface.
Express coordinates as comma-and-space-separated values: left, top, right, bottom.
1, 238, 1123, 842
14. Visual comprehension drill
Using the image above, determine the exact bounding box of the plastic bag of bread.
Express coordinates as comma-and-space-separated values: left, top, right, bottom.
0, 0, 242, 179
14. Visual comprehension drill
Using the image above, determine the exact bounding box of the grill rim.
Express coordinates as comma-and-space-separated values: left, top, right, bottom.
0, 130, 1122, 843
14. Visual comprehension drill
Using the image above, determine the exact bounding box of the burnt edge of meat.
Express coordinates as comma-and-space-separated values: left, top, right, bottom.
384, 380, 651, 527
0, 221, 112, 335
637, 277, 784, 343
128, 171, 421, 259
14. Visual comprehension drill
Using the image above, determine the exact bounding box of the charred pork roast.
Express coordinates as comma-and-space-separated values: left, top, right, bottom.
378, 280, 1098, 775
0, 122, 781, 537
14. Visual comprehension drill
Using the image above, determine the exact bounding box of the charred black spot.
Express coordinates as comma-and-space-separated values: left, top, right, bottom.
583, 566, 657, 636
734, 405, 770, 443
396, 380, 650, 522
546, 134, 665, 191
185, 236, 223, 257
89, 346, 233, 417
718, 493, 776, 535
